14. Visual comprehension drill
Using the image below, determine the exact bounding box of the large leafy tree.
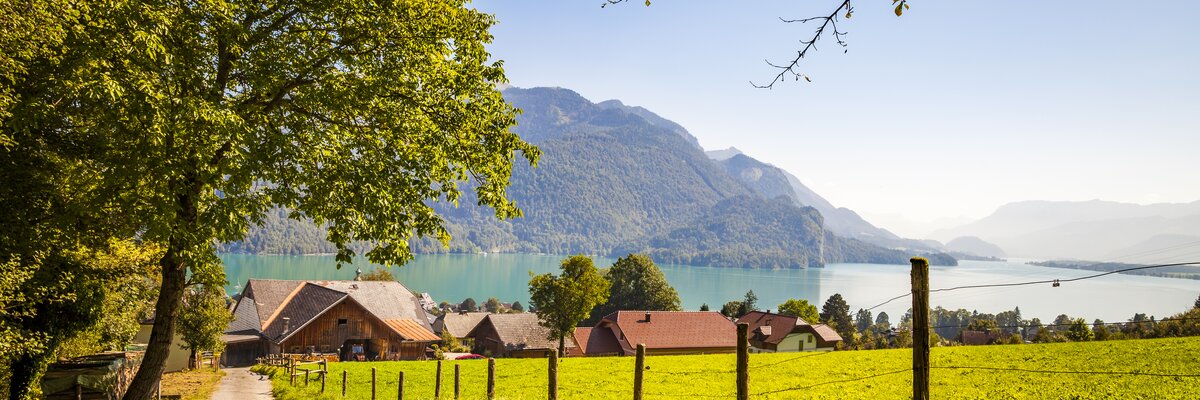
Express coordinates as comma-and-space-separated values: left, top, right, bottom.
0, 1, 536, 398
777, 298, 819, 324
177, 285, 232, 369
529, 255, 610, 356
588, 254, 681, 323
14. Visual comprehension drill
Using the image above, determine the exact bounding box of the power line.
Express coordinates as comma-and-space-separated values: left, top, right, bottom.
863, 261, 1200, 312
930, 365, 1200, 378
749, 350, 830, 369
926, 316, 1199, 331
930, 262, 1200, 293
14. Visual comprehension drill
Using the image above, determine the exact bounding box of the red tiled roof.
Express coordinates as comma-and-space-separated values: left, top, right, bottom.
809, 324, 843, 343
571, 326, 623, 356
736, 311, 803, 345
602, 311, 736, 352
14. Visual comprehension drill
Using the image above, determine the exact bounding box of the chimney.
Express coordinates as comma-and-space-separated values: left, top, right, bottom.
644, 312, 651, 322
282, 317, 291, 334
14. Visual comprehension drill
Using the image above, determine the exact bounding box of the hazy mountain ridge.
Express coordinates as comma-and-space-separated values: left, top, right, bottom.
935, 199, 1200, 262
709, 148, 942, 253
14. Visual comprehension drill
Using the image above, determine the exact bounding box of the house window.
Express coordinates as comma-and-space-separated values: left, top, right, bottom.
338, 318, 348, 325
808, 335, 813, 343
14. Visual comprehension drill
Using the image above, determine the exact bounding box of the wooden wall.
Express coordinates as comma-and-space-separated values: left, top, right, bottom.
280, 301, 429, 360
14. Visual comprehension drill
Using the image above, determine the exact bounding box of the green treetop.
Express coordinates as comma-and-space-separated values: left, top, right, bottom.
777, 298, 820, 324
1, 1, 536, 398
529, 255, 610, 356
588, 253, 681, 323
177, 285, 233, 369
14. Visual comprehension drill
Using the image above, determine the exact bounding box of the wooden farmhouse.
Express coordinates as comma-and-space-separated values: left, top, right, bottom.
221, 279, 439, 366
571, 311, 737, 356
465, 313, 570, 358
736, 310, 843, 352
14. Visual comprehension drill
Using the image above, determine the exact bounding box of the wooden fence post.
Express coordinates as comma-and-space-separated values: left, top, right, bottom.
736, 322, 749, 400
911, 257, 931, 400
305, 369, 310, 387
342, 370, 347, 397
487, 358, 495, 400
321, 368, 326, 393
398, 371, 405, 400
454, 364, 461, 399
435, 360, 443, 398
548, 351, 558, 400
634, 343, 646, 400
371, 367, 377, 400
290, 367, 296, 386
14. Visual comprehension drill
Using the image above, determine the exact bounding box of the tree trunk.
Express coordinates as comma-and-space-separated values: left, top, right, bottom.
557, 336, 565, 358
125, 173, 201, 400
123, 239, 188, 400
8, 354, 44, 400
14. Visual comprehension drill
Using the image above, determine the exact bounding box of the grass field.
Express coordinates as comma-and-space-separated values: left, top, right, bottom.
259, 337, 1200, 399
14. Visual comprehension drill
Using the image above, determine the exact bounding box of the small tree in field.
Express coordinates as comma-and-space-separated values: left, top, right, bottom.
1066, 318, 1094, 342
177, 285, 231, 369
529, 255, 610, 356
511, 301, 524, 313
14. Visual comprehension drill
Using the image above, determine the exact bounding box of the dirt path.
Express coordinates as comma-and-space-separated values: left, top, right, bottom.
211, 367, 273, 400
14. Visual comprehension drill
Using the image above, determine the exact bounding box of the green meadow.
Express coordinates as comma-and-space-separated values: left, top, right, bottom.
257, 336, 1200, 399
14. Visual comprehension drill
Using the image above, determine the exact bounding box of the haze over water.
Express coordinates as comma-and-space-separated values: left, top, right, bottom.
221, 253, 1197, 323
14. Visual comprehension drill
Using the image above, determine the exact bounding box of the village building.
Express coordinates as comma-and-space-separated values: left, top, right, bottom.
433, 311, 492, 347
221, 279, 439, 366
736, 310, 843, 352
960, 330, 1004, 346
572, 311, 737, 356
465, 313, 570, 358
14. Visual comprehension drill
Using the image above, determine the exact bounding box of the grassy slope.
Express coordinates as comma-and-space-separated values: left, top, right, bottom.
262, 337, 1200, 399
160, 367, 224, 400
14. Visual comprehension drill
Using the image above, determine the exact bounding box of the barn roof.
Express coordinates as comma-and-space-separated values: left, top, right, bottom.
228, 279, 435, 344
434, 312, 492, 338
468, 313, 571, 351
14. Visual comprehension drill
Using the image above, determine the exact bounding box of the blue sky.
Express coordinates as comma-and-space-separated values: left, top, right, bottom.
472, 0, 1200, 237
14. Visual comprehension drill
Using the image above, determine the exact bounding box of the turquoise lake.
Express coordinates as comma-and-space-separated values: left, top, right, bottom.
220, 253, 1198, 323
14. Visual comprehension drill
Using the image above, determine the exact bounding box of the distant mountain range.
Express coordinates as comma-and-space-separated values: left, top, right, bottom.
223, 86, 956, 268
933, 199, 1200, 263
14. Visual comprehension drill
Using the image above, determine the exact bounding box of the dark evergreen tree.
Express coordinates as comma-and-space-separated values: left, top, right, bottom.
819, 293, 853, 340
854, 309, 873, 333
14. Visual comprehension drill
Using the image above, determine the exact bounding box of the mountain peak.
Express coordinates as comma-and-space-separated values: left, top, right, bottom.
705, 147, 743, 161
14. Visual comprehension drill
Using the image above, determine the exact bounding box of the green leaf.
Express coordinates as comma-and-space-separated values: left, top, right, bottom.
895, 4, 904, 16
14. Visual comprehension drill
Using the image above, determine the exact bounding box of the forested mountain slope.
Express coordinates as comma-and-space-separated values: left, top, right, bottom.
224, 87, 954, 267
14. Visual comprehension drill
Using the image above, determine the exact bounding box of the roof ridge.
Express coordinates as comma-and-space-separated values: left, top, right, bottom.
261, 282, 318, 330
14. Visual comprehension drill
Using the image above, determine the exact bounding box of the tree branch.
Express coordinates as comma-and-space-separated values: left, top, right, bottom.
751, 0, 852, 89
602, 0, 912, 89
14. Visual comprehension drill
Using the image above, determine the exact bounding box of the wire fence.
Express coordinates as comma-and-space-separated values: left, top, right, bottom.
268, 258, 1200, 399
